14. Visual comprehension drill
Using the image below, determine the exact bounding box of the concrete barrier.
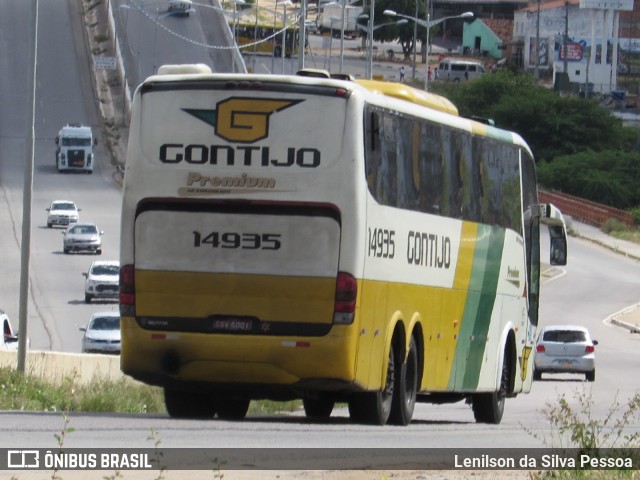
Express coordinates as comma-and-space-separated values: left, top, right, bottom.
0, 350, 128, 385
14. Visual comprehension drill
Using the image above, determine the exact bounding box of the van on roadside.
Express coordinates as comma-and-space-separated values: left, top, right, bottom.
436, 58, 485, 82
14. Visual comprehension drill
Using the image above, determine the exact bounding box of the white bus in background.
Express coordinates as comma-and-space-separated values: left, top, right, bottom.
55, 124, 96, 173
119, 64, 567, 425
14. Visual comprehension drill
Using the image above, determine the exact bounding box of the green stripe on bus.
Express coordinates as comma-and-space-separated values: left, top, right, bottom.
449, 224, 505, 390
486, 126, 514, 144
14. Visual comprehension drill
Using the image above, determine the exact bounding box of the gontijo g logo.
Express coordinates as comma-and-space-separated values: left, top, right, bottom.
183, 98, 303, 143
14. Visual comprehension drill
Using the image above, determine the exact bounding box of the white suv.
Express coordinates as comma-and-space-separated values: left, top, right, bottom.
46, 200, 80, 228
83, 260, 120, 303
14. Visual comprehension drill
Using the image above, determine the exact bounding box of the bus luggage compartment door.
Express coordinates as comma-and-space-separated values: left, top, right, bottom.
132, 203, 341, 333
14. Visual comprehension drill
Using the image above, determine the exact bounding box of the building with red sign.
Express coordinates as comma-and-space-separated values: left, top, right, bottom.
512, 0, 634, 93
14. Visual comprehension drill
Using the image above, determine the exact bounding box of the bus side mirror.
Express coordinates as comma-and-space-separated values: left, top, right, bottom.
94, 138, 98, 146
541, 203, 568, 266
55, 136, 59, 145
549, 232, 567, 266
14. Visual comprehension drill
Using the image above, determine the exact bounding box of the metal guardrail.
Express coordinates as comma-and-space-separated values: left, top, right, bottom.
539, 190, 634, 228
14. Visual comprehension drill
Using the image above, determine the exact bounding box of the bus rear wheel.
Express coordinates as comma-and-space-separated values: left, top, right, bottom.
348, 344, 395, 425
216, 397, 250, 420
388, 337, 418, 425
303, 395, 335, 419
164, 388, 216, 419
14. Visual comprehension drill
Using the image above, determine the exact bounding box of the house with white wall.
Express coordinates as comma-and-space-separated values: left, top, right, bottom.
513, 0, 634, 93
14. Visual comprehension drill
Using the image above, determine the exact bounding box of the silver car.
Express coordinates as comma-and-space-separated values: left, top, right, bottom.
83, 260, 119, 303
533, 325, 597, 382
46, 200, 80, 228
62, 223, 103, 254
80, 312, 121, 354
168, 0, 192, 15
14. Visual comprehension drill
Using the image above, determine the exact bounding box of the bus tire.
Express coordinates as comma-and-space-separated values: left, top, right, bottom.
472, 348, 509, 424
303, 395, 335, 419
348, 344, 395, 425
216, 397, 250, 420
388, 336, 418, 426
164, 388, 216, 419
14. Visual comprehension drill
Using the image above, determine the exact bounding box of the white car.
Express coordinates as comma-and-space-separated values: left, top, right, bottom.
80, 312, 121, 354
46, 200, 80, 228
0, 310, 26, 350
62, 223, 103, 254
83, 260, 119, 303
533, 325, 597, 382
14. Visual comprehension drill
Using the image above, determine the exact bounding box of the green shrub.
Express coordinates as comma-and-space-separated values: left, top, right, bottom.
526, 390, 640, 479
602, 218, 629, 234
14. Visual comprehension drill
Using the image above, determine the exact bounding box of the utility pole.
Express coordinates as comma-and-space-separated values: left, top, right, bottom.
534, 0, 540, 81
411, 0, 418, 79
298, 0, 307, 70
564, 0, 569, 73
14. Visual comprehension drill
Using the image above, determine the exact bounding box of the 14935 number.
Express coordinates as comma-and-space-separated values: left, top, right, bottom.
368, 227, 395, 258
193, 231, 281, 250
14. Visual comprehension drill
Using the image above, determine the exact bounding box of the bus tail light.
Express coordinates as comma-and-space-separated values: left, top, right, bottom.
536, 345, 545, 353
120, 264, 135, 316
333, 272, 357, 325
585, 345, 595, 353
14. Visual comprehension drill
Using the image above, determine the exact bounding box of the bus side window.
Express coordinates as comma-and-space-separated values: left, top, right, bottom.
369, 111, 380, 152
366, 110, 381, 193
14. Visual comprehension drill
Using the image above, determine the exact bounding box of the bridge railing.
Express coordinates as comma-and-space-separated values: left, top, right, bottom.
539, 190, 634, 228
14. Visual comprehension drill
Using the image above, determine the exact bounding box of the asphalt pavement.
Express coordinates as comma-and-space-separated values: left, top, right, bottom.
569, 220, 640, 333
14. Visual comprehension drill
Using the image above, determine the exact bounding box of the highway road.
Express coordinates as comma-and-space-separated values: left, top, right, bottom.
113, 0, 236, 85
0, 0, 123, 354
0, 0, 639, 459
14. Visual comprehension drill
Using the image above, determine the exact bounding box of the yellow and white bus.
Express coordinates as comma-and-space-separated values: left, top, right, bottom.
119, 64, 568, 425
233, 21, 306, 58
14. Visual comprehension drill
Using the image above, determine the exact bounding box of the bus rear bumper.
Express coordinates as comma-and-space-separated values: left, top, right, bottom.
120, 316, 361, 396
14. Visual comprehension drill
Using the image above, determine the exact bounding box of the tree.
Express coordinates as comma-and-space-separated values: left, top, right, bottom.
537, 151, 640, 209
432, 71, 636, 163
366, 0, 427, 59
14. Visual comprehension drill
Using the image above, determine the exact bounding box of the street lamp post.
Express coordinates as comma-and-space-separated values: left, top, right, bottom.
384, 9, 473, 90
298, 0, 307, 70
412, 0, 418, 80
323, 2, 347, 74
276, 0, 292, 74
358, 14, 408, 78
340, 0, 346, 73
230, 0, 246, 73
368, 0, 375, 78
328, 16, 340, 71
425, 5, 430, 89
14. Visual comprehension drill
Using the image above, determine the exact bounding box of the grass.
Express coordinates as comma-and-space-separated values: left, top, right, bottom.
0, 366, 302, 416
0, 367, 164, 413
600, 218, 640, 245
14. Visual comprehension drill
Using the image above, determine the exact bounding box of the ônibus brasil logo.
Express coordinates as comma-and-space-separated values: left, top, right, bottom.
183, 98, 303, 144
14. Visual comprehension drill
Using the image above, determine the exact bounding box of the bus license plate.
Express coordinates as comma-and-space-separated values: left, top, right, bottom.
211, 318, 253, 332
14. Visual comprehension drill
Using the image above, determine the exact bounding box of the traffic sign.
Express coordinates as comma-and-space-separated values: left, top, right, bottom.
93, 56, 117, 70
